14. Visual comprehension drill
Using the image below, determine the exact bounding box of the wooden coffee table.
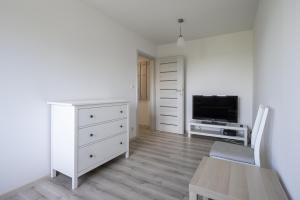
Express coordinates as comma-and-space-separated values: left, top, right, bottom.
189, 157, 288, 200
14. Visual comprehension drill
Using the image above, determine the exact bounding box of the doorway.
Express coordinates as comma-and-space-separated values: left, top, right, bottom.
137, 53, 155, 135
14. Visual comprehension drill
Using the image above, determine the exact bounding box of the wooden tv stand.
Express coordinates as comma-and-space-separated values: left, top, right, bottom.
188, 120, 248, 146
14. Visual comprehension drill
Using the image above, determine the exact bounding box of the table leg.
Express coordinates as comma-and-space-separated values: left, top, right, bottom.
244, 127, 248, 146
188, 124, 192, 138
189, 191, 197, 200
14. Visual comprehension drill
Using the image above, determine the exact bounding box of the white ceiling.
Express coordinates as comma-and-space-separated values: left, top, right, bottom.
84, 0, 258, 45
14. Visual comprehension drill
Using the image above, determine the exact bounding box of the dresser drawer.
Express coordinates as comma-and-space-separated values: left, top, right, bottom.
78, 119, 127, 147
79, 105, 127, 127
78, 134, 127, 172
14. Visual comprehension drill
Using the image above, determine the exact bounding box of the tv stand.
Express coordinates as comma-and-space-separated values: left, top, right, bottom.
201, 121, 227, 126
188, 120, 248, 146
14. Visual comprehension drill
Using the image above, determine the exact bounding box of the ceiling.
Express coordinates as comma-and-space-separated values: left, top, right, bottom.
84, 0, 258, 45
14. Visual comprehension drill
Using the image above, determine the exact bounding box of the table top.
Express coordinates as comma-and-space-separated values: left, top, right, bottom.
189, 157, 288, 200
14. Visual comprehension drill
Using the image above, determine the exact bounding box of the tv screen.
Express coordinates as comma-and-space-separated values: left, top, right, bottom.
193, 95, 238, 123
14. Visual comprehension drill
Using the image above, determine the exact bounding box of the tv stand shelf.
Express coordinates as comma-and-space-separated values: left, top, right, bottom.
188, 120, 248, 146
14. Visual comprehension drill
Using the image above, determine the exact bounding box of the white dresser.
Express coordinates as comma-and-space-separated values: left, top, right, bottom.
48, 99, 129, 189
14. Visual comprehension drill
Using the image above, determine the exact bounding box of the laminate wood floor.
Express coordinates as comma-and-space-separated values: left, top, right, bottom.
1, 130, 213, 200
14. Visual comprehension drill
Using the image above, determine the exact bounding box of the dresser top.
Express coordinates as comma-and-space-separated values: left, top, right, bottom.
47, 99, 129, 106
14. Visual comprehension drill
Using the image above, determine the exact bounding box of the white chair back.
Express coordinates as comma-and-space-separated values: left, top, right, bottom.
251, 105, 265, 148
254, 106, 269, 167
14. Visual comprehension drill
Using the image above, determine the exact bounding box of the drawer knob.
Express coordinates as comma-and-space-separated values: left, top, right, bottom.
120, 110, 123, 114
90, 133, 94, 137
89, 154, 93, 158
120, 125, 123, 128
120, 141, 123, 145
90, 115, 94, 118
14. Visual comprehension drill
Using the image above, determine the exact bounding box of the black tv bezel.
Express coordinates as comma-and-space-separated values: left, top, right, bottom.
192, 95, 238, 123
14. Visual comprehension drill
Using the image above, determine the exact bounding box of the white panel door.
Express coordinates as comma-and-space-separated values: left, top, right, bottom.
156, 56, 184, 134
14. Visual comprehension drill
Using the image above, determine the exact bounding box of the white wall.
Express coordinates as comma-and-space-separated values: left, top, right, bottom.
0, 0, 155, 195
253, 0, 300, 198
157, 31, 253, 129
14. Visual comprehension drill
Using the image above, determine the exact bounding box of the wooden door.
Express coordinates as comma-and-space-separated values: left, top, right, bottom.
156, 56, 184, 134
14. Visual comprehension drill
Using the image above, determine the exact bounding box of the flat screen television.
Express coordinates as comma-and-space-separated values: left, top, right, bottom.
192, 95, 238, 123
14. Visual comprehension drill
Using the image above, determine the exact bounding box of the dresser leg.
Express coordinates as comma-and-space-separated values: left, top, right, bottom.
72, 177, 78, 190
125, 151, 129, 158
50, 169, 57, 178
189, 191, 197, 200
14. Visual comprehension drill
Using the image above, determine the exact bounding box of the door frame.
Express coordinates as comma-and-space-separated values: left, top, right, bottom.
136, 50, 156, 135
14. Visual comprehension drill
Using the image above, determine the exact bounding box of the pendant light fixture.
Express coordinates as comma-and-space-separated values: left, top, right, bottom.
177, 18, 185, 47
